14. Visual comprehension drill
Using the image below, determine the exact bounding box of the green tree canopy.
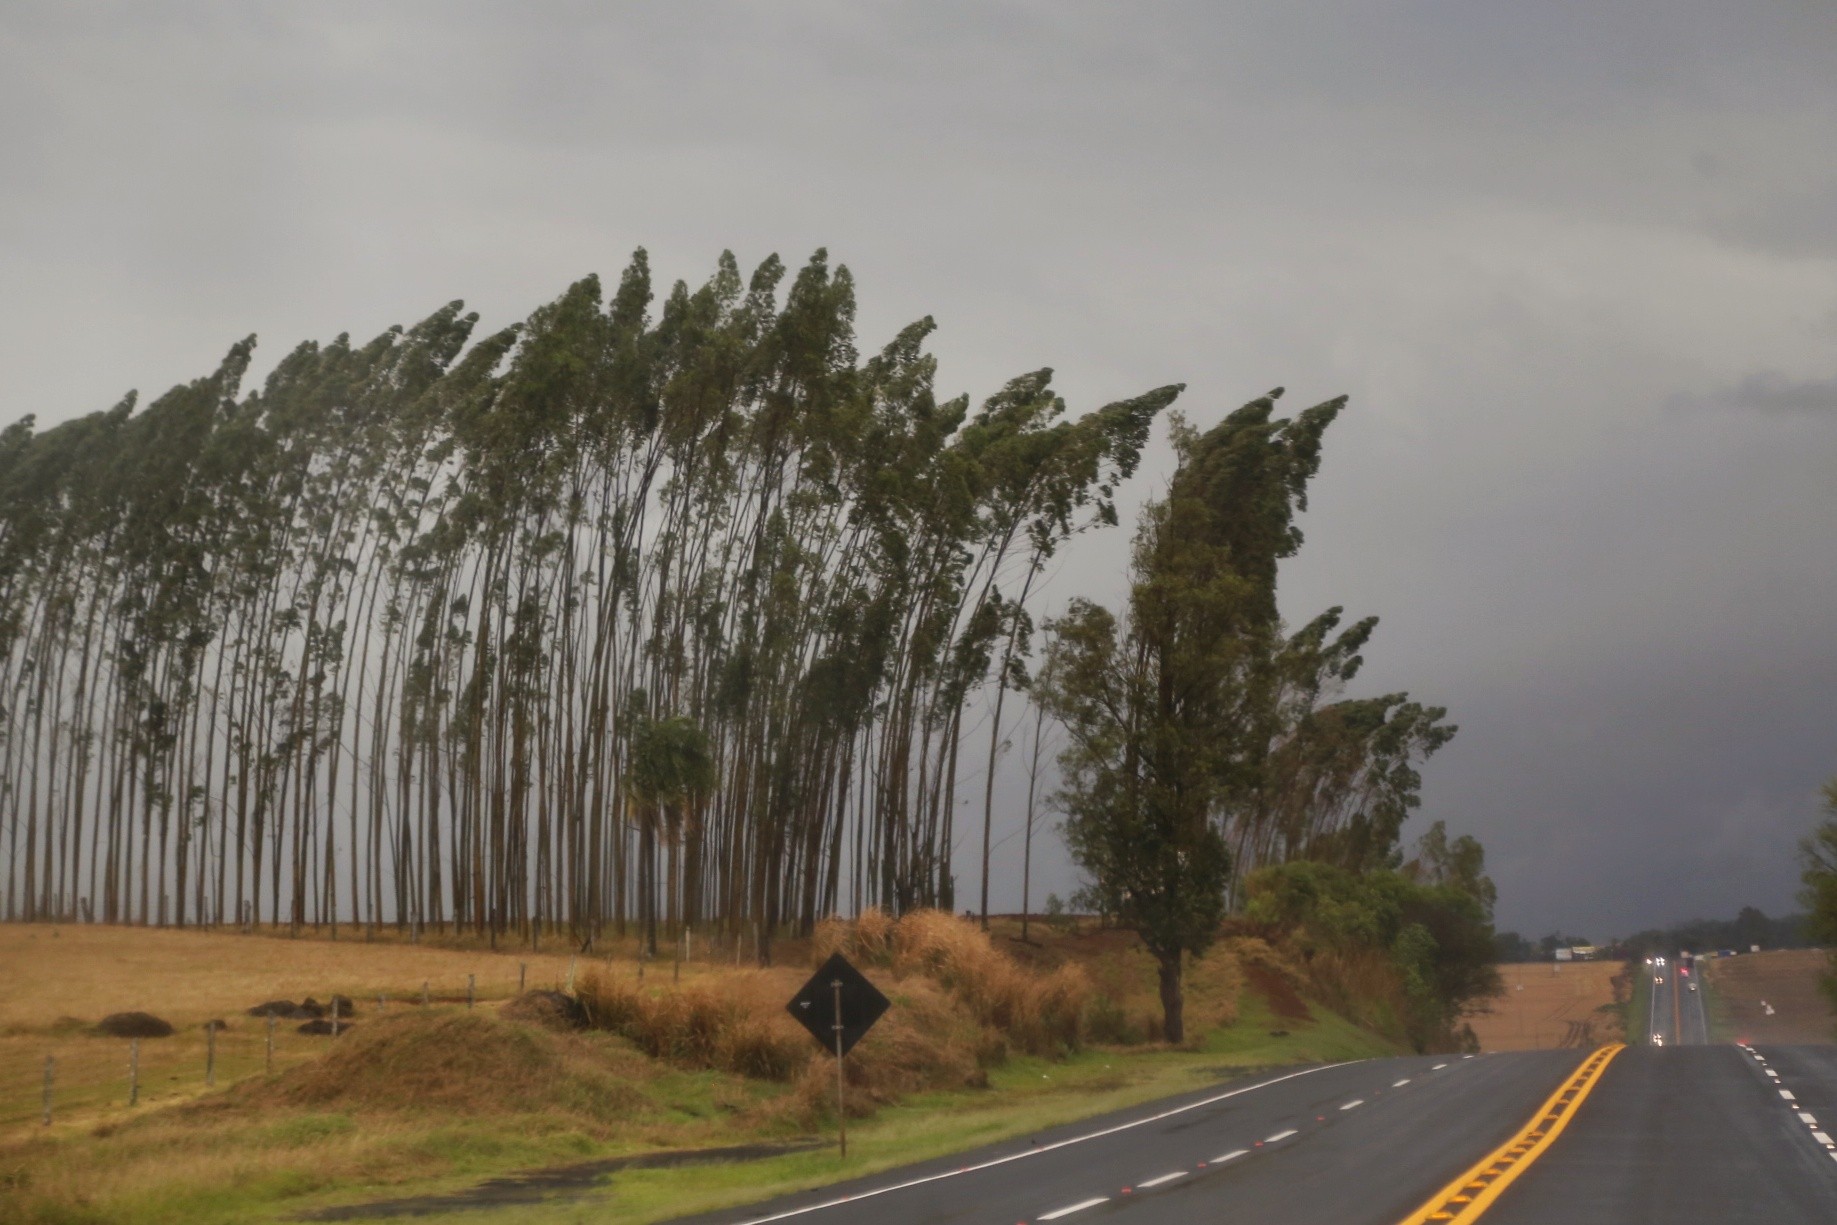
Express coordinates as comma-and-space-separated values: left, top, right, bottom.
1039, 389, 1347, 1043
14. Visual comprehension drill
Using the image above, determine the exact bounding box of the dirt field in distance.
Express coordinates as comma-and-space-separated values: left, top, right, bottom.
0, 922, 637, 1030
1703, 949, 1835, 1044
1464, 961, 1625, 1052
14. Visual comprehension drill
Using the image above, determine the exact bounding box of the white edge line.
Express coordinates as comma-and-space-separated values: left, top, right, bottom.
1340, 1099, 1364, 1110
1135, 1171, 1187, 1188
1038, 1197, 1109, 1221
1264, 1129, 1299, 1143
725, 1062, 1353, 1224
1211, 1149, 1249, 1164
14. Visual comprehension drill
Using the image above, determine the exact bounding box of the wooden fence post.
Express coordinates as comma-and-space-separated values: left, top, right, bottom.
422, 980, 430, 1007
519, 962, 527, 993
467, 974, 475, 1009
206, 1022, 217, 1087
266, 1013, 276, 1075
42, 1055, 53, 1126
128, 1038, 140, 1106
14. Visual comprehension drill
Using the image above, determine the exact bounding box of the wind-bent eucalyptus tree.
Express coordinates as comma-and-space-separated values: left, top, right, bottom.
0, 249, 1177, 953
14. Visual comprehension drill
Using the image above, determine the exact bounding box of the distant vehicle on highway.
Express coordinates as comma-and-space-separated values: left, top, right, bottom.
1655, 975, 1664, 984
1652, 1033, 1664, 1045
1689, 982, 1697, 992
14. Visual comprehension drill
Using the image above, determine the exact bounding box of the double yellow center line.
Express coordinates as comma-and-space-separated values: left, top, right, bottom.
1395, 1043, 1624, 1224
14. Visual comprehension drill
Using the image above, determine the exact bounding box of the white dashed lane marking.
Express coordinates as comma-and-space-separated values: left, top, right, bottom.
1026, 1059, 1486, 1223
1038, 1197, 1108, 1220
1745, 1046, 1837, 1164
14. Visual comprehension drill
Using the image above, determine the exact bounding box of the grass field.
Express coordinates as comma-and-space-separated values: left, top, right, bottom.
0, 919, 1400, 1224
1462, 960, 1625, 1052
0, 922, 704, 1134
1701, 949, 1835, 1044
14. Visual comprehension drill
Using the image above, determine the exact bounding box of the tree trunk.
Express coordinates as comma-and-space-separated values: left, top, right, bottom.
1156, 951, 1185, 1045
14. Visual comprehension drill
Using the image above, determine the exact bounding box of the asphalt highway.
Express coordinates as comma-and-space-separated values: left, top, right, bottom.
1645, 961, 1710, 1047
1485, 1045, 1837, 1224
674, 1039, 1837, 1225
676, 1051, 1572, 1225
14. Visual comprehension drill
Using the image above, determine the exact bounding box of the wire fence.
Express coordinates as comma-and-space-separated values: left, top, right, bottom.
0, 964, 562, 1132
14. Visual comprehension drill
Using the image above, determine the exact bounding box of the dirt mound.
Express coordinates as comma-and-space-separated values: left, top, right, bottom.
94, 1011, 174, 1038
499, 990, 588, 1031
297, 1018, 352, 1035
248, 999, 308, 1018
251, 1010, 649, 1125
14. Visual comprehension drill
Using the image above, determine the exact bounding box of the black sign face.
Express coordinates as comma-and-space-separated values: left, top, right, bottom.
786, 952, 890, 1057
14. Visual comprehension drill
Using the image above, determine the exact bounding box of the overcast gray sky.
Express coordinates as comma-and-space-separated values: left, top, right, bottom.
4, 2, 1834, 939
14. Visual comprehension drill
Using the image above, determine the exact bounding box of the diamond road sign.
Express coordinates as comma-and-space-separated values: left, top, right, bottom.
786, 952, 890, 1057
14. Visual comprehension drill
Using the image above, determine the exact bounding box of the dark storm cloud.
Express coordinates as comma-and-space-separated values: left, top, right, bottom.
3, 1, 1835, 938
1678, 372, 1837, 417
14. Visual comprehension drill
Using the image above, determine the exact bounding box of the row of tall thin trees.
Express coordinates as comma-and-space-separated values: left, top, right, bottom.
0, 250, 1177, 951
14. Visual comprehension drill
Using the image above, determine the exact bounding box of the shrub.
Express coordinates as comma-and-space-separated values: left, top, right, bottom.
1084, 994, 1145, 1045
880, 909, 1089, 1055
716, 1015, 809, 1081
576, 970, 809, 1080
575, 972, 645, 1033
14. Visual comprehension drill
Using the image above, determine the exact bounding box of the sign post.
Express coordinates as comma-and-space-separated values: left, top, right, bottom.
832, 979, 847, 1156
786, 952, 890, 1159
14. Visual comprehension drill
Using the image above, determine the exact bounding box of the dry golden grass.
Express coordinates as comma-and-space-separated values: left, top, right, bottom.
576, 969, 811, 1080
242, 1010, 654, 1120
872, 909, 1089, 1055
0, 923, 625, 1030
966, 916, 1241, 1047
569, 910, 1094, 1118
0, 922, 744, 1135
0, 1009, 764, 1225
1463, 961, 1624, 1051
0, 915, 1403, 1224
